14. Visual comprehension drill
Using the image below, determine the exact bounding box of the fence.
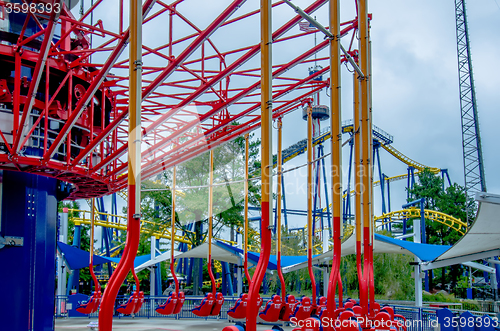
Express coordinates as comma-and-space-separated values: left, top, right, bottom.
55, 295, 500, 331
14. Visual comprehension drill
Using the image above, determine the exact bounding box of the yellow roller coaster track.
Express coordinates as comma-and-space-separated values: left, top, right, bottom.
380, 144, 440, 174
374, 207, 467, 235
69, 209, 192, 244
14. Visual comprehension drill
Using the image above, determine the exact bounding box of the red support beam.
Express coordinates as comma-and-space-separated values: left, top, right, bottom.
12, 5, 61, 153
43, 0, 157, 161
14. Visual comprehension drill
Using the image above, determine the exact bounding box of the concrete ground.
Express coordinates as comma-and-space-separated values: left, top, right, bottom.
55, 318, 297, 331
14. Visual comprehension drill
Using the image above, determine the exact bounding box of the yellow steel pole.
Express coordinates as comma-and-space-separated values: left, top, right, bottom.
243, 134, 251, 283
327, 0, 342, 316
276, 118, 286, 301
99, 0, 142, 326
247, 0, 272, 328
170, 166, 179, 292
307, 105, 317, 305
358, 0, 372, 314
208, 150, 216, 295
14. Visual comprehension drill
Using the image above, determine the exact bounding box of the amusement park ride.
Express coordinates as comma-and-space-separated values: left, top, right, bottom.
0, 0, 496, 331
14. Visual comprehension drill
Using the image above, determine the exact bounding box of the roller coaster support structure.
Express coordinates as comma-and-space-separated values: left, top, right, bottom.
402, 198, 425, 305
454, 0, 487, 204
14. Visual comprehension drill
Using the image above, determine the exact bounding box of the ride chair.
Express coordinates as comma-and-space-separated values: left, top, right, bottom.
192, 292, 215, 317
210, 292, 225, 316
156, 292, 178, 315
259, 294, 282, 322
279, 294, 297, 321
76, 291, 98, 314
291, 296, 312, 321
228, 293, 248, 319
133, 291, 144, 314
116, 291, 138, 315
172, 291, 185, 315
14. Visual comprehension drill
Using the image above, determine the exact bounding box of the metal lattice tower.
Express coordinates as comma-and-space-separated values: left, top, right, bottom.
455, 0, 487, 198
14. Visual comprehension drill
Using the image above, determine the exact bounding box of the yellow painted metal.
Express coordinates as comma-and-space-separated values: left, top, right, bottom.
244, 133, 249, 264
330, 0, 342, 237
208, 150, 214, 259
277, 119, 283, 255
128, 0, 142, 213
354, 72, 361, 242
171, 166, 177, 263
69, 209, 191, 244
374, 208, 467, 235
359, 0, 371, 236
381, 144, 440, 174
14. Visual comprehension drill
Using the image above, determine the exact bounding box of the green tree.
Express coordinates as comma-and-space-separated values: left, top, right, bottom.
408, 169, 474, 291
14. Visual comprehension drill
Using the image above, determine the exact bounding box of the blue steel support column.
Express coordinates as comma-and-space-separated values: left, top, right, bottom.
312, 145, 321, 233
98, 197, 113, 279
222, 261, 233, 296
67, 224, 82, 295
345, 139, 354, 223
320, 145, 331, 237
0, 171, 59, 330
375, 145, 387, 230
281, 172, 288, 231
155, 238, 162, 295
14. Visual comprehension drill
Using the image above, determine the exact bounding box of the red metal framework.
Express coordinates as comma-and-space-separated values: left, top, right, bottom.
0, 0, 358, 200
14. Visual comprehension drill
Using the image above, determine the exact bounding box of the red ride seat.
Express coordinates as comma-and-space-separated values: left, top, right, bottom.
339, 310, 362, 331
133, 291, 144, 314
172, 291, 185, 314
117, 291, 138, 315
210, 292, 225, 316
291, 296, 312, 321
280, 294, 297, 321
259, 294, 282, 322
352, 305, 363, 317
76, 292, 97, 314
228, 293, 248, 319
192, 292, 215, 317
92, 291, 101, 313
156, 292, 178, 315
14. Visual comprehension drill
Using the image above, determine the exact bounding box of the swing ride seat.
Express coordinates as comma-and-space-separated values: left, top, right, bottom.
279, 294, 297, 321
91, 291, 101, 313
228, 293, 248, 319
133, 291, 145, 314
371, 302, 381, 316
291, 296, 313, 321
381, 306, 406, 323
352, 305, 363, 318
192, 292, 215, 317
116, 291, 138, 315
317, 296, 327, 309
172, 291, 185, 314
259, 294, 282, 322
344, 301, 354, 309
379, 307, 407, 331
156, 292, 178, 315
369, 311, 395, 331
292, 316, 322, 331
314, 296, 327, 315
76, 292, 97, 315
210, 292, 225, 316
339, 310, 363, 331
